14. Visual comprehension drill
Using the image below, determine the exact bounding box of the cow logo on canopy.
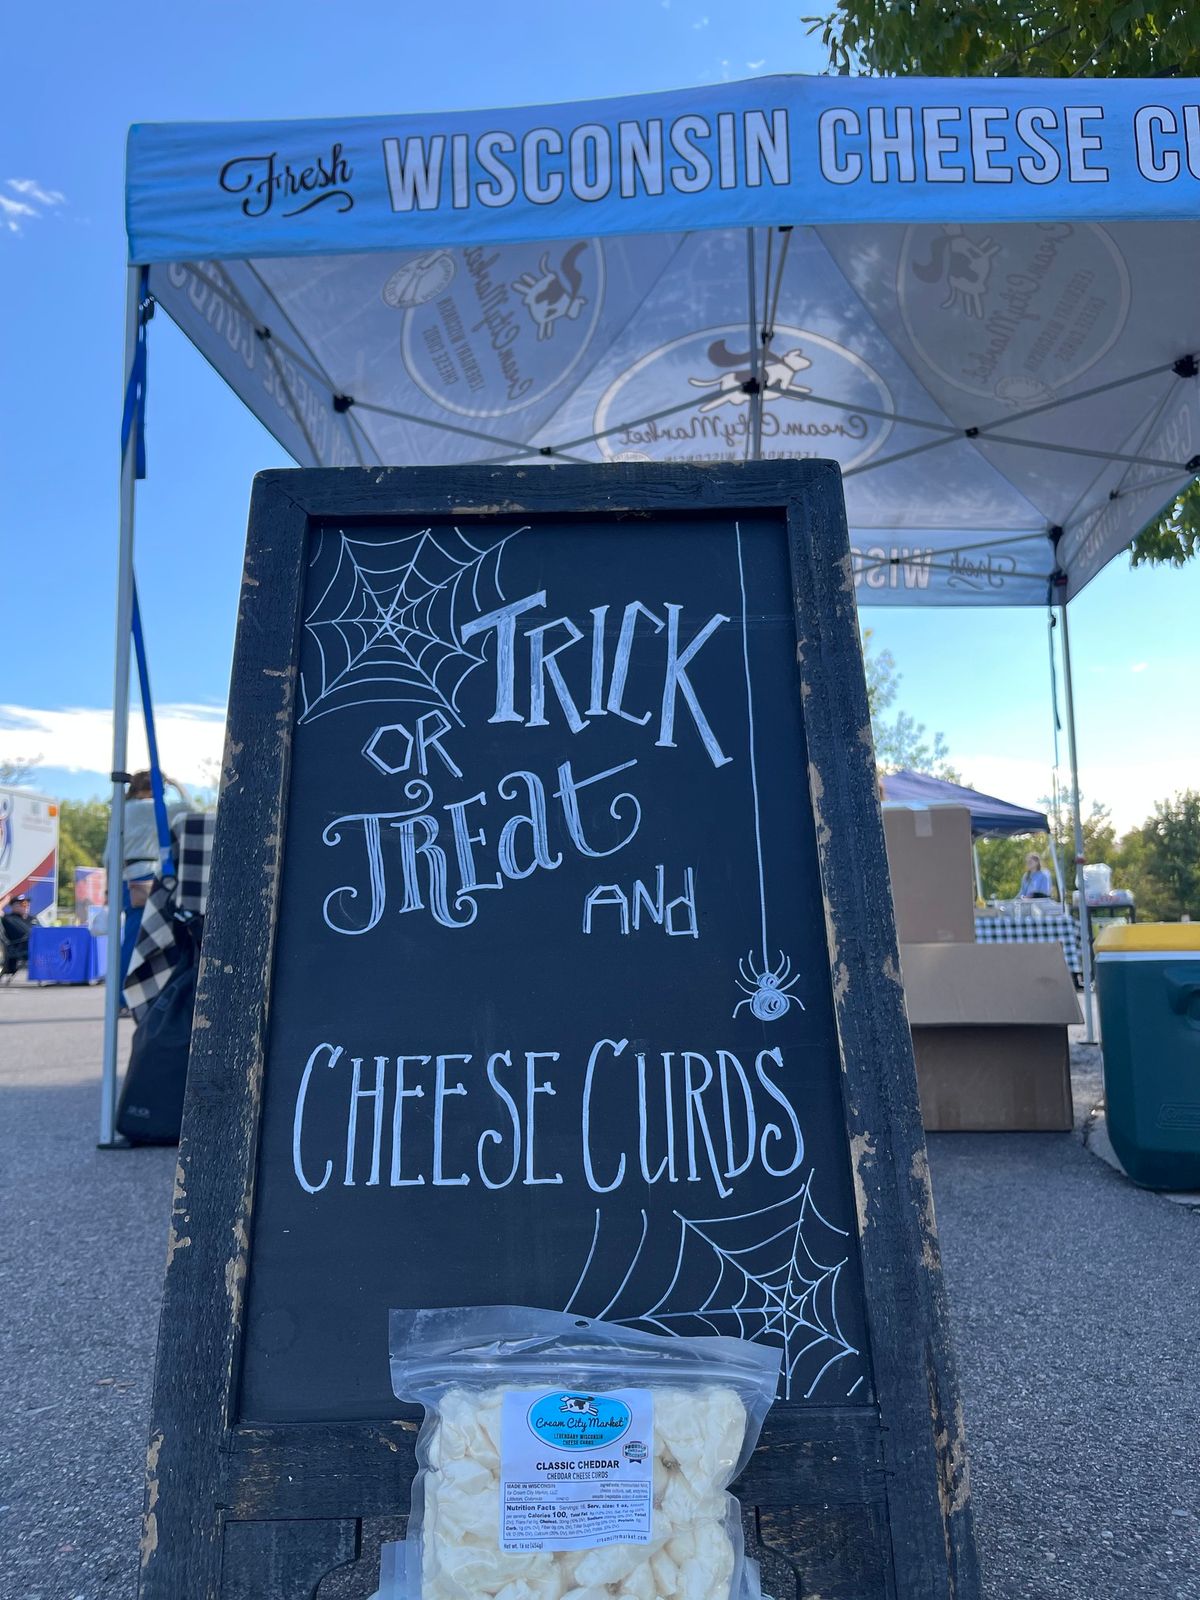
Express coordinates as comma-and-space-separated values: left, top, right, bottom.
908, 226, 1000, 320
400, 238, 605, 419
593, 325, 893, 472
898, 222, 1131, 403
510, 243, 591, 342
688, 341, 813, 412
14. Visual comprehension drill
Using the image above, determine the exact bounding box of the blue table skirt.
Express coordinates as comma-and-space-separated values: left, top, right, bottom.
27, 926, 108, 984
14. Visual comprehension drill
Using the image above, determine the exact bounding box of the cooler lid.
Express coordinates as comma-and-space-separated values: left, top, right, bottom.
1095, 923, 1200, 953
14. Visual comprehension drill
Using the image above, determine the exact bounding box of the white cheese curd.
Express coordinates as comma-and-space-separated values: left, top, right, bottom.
420, 1386, 746, 1600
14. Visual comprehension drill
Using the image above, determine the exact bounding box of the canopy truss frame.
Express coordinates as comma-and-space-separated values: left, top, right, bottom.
99, 213, 1118, 1141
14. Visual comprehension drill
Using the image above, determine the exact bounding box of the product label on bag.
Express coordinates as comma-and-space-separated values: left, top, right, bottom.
500, 1388, 654, 1551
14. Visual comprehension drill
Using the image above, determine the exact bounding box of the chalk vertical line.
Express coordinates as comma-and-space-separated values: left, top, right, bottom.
564, 1209, 602, 1313
736, 520, 769, 970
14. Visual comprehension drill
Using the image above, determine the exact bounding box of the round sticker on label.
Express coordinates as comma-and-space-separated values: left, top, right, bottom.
527, 1393, 633, 1452
382, 253, 457, 309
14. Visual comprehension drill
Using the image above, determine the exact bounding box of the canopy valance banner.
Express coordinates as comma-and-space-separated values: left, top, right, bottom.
127, 77, 1200, 608
127, 77, 1200, 261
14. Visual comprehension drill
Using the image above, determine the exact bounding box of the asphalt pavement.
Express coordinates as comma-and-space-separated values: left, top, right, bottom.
0, 988, 1196, 1599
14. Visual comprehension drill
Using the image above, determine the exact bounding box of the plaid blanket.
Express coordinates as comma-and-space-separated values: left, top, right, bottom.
124, 811, 215, 1013
974, 909, 1082, 975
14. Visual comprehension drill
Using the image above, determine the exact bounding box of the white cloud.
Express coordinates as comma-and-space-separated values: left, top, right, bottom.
8, 178, 65, 206
0, 703, 226, 790
954, 751, 1197, 836
693, 14, 709, 26
747, 58, 766, 69
2, 177, 65, 235
0, 194, 37, 232
1131, 661, 1149, 673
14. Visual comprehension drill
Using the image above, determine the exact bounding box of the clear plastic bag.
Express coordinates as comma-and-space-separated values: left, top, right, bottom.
389, 1306, 781, 1600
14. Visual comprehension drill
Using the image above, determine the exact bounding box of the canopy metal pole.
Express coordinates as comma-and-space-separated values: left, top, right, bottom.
1059, 600, 1096, 1042
1046, 833, 1066, 904
745, 229, 763, 461
971, 841, 984, 903
99, 266, 142, 1147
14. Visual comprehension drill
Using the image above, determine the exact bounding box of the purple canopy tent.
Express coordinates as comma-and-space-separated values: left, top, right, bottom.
880, 768, 1063, 901
880, 770, 1050, 835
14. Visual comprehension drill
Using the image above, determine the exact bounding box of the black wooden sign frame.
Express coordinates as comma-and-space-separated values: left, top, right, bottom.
141, 463, 978, 1600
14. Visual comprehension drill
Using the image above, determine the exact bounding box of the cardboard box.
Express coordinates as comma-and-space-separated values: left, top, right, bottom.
900, 942, 1081, 1132
882, 804, 975, 945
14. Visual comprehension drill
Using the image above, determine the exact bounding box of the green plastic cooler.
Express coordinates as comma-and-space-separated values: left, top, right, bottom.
1095, 923, 1200, 1190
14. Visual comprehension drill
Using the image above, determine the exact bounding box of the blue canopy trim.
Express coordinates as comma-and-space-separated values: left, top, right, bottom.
127, 77, 1200, 263
881, 769, 1050, 836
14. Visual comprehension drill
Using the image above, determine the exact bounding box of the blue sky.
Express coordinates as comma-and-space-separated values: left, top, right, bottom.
1, 1, 1196, 832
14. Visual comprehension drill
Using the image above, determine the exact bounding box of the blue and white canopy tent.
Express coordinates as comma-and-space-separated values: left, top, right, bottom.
106, 74, 1200, 1137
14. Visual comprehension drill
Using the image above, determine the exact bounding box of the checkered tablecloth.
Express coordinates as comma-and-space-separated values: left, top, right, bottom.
974, 909, 1082, 975
124, 811, 216, 1013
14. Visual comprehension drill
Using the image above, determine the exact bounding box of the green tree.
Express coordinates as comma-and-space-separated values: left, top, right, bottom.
1133, 790, 1200, 918
975, 832, 1050, 900
862, 627, 959, 778
0, 753, 42, 786
1043, 788, 1117, 872
56, 799, 111, 909
1109, 824, 1167, 919
976, 790, 1121, 902
804, 0, 1200, 568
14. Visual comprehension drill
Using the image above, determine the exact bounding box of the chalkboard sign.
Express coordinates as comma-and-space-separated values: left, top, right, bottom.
142, 464, 978, 1600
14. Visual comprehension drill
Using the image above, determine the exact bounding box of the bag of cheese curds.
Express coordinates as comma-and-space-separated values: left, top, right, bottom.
390, 1307, 781, 1600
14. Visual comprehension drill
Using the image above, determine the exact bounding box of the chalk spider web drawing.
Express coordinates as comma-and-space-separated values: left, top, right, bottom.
565, 1178, 861, 1400
733, 521, 802, 1020
299, 523, 525, 725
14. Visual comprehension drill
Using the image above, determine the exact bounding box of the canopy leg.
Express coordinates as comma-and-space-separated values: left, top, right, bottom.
99, 266, 142, 1148
745, 229, 763, 461
1046, 833, 1066, 905
971, 841, 983, 903
1059, 600, 1096, 1043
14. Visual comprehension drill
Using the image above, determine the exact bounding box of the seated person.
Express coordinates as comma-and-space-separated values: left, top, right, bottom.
1019, 852, 1053, 900
2, 891, 35, 972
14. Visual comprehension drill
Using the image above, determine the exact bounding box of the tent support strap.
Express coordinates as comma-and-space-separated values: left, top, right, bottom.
99, 266, 141, 1148
1059, 600, 1096, 1043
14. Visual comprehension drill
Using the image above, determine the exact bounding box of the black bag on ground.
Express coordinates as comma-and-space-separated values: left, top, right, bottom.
116, 920, 200, 1145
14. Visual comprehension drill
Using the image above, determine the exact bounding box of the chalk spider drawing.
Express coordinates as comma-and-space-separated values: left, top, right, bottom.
731, 521, 801, 1022
734, 950, 805, 1022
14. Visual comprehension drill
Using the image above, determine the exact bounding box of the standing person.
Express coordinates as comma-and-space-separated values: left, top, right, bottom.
120, 771, 194, 983
1019, 852, 1052, 900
